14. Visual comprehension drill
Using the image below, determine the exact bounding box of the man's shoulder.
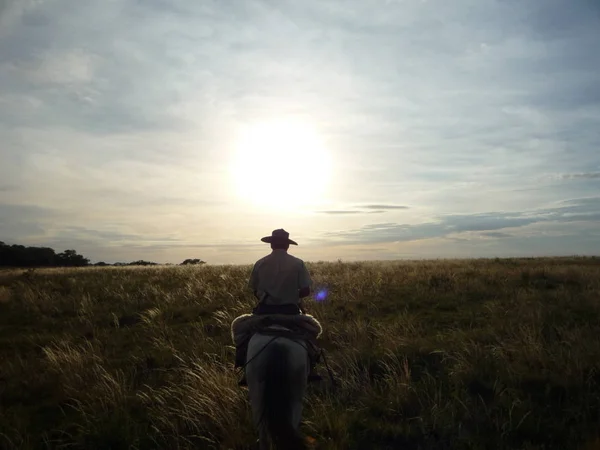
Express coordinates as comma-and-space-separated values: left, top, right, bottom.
285, 253, 306, 266
253, 255, 270, 267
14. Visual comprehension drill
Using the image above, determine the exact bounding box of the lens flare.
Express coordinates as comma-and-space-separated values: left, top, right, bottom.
315, 289, 328, 302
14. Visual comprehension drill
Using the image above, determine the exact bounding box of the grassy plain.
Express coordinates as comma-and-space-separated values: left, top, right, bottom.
1, 257, 600, 449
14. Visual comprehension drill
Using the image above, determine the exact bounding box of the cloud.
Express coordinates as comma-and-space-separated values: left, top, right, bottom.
0, 0, 45, 37
0, 0, 599, 263
315, 204, 409, 214
317, 197, 600, 246
315, 210, 385, 215
559, 172, 600, 180
0, 203, 56, 240
361, 204, 410, 210
441, 213, 539, 233
480, 232, 511, 239
9, 49, 97, 86
316, 210, 367, 215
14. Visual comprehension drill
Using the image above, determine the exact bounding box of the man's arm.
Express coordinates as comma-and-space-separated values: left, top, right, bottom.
249, 262, 259, 299
298, 261, 312, 299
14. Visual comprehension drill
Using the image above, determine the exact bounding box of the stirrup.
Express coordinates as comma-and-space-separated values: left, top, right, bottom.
308, 372, 323, 382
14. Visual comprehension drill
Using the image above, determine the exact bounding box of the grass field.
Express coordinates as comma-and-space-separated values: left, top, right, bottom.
1, 257, 600, 449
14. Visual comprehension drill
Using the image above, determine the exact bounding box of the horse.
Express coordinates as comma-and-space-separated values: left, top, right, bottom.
245, 327, 310, 450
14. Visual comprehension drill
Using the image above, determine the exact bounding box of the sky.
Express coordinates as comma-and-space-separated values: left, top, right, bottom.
1, 0, 599, 264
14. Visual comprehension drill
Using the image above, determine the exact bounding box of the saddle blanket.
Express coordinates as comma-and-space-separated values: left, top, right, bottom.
231, 313, 323, 347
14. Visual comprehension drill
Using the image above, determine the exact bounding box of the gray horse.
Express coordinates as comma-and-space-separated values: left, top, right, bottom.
246, 328, 310, 450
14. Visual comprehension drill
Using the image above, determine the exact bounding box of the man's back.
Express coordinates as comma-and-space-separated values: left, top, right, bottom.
249, 250, 312, 306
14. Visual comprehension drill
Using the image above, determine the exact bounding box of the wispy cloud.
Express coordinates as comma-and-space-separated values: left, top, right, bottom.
0, 0, 599, 263
480, 232, 512, 239
9, 49, 97, 86
361, 204, 410, 210
316, 210, 369, 215
559, 172, 600, 180
315, 209, 386, 215
315, 204, 409, 214
317, 197, 600, 246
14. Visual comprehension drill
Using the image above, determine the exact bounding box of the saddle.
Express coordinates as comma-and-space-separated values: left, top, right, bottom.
231, 313, 324, 384
231, 313, 322, 350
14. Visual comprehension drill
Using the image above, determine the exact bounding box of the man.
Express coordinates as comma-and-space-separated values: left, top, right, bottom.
234, 229, 322, 385
249, 228, 312, 315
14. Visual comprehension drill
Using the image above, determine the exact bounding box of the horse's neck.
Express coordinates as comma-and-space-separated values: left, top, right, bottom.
247, 334, 309, 444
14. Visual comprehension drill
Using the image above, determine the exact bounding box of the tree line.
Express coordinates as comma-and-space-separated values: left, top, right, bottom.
0, 242, 205, 267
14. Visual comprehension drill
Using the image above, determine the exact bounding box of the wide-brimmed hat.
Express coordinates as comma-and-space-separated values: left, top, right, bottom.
261, 229, 298, 245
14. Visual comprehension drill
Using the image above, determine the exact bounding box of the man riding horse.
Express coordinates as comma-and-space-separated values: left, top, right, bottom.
232, 228, 323, 386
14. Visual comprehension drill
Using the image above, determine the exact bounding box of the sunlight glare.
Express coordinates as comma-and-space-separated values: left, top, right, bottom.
230, 119, 332, 211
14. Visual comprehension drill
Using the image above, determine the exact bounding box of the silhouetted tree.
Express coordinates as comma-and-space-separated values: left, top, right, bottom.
55, 249, 89, 267
181, 258, 206, 265
127, 260, 158, 266
0, 242, 58, 267
0, 241, 171, 268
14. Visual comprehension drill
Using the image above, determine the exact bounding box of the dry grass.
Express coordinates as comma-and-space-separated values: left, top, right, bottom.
1, 257, 600, 449
0, 285, 11, 304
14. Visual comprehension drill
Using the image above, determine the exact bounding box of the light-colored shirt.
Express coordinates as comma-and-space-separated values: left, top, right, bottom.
248, 250, 312, 305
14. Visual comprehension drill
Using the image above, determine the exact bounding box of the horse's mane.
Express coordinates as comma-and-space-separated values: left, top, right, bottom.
261, 341, 308, 450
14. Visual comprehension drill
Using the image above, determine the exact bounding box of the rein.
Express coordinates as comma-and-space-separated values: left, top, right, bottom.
236, 335, 280, 377
238, 328, 338, 392
309, 341, 338, 392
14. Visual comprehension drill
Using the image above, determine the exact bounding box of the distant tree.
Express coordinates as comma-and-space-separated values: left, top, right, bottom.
94, 262, 109, 267
181, 258, 206, 265
127, 260, 158, 266
55, 249, 89, 267
0, 242, 58, 267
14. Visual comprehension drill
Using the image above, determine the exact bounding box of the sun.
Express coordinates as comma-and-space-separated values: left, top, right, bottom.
230, 119, 332, 211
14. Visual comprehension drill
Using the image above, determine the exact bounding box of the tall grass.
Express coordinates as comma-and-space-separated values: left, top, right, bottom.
1, 257, 600, 449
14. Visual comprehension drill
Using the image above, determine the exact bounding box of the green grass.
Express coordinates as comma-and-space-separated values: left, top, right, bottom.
1, 257, 600, 449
